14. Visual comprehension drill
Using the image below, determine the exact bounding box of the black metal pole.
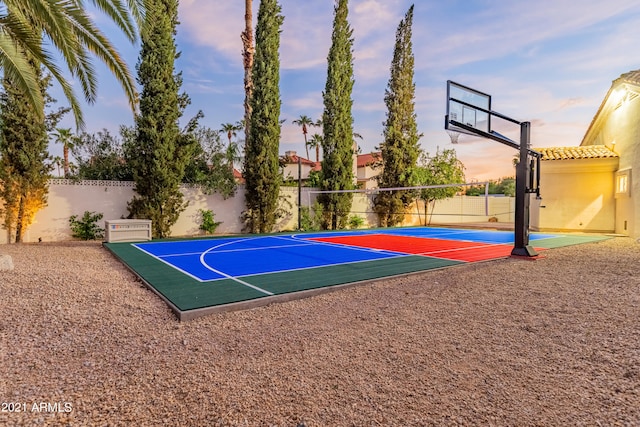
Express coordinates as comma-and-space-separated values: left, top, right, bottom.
511, 121, 537, 257
298, 157, 302, 230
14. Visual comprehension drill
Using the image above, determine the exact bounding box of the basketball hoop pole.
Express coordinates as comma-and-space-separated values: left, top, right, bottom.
511, 122, 537, 257
445, 80, 541, 257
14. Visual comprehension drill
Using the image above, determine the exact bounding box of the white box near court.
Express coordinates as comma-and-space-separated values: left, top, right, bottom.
104, 219, 152, 243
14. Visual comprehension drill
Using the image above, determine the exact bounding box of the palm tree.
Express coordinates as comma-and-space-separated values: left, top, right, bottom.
0, 0, 145, 128
51, 156, 63, 177
225, 141, 243, 172
353, 131, 363, 154
219, 121, 243, 146
292, 115, 315, 159
241, 0, 254, 141
308, 133, 323, 163
51, 128, 75, 178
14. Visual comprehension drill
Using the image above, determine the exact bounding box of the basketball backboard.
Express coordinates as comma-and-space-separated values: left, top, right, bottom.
445, 80, 491, 136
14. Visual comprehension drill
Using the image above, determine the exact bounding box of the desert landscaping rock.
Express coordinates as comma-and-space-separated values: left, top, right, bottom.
0, 254, 13, 271
0, 238, 639, 426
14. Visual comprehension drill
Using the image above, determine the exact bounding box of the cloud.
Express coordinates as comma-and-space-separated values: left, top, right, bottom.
177, 1, 244, 61
79, 0, 640, 180
418, 0, 639, 71
285, 94, 323, 113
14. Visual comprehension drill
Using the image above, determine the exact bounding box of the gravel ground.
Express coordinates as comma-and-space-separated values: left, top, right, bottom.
1, 237, 639, 426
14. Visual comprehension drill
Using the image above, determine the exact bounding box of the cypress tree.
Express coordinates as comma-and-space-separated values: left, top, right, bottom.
0, 62, 64, 243
320, 0, 355, 230
374, 5, 421, 227
126, 0, 198, 238
243, 0, 283, 234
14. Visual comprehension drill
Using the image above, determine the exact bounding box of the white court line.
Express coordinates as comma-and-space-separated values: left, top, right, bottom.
229, 253, 410, 278
135, 238, 277, 293
417, 242, 511, 258
198, 253, 274, 295
198, 237, 275, 295
288, 233, 405, 256
392, 229, 482, 239
205, 234, 412, 280
160, 242, 314, 258
132, 244, 205, 282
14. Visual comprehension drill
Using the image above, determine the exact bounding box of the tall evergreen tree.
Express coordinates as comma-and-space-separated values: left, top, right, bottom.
125, 0, 199, 238
374, 5, 421, 227
320, 0, 355, 230
243, 0, 283, 234
0, 63, 65, 243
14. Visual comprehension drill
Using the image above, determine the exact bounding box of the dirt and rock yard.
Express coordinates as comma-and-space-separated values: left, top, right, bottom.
1, 237, 639, 426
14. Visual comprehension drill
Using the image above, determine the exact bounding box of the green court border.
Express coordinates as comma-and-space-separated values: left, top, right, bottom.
104, 231, 610, 320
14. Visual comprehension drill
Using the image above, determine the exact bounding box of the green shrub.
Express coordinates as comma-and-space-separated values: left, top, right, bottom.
299, 202, 325, 231
348, 215, 365, 229
199, 209, 222, 234
69, 211, 105, 240
299, 206, 314, 231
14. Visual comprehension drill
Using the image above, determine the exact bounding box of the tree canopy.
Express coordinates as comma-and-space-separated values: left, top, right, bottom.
374, 5, 421, 227
125, 0, 199, 238
414, 148, 465, 225
0, 63, 66, 242
319, 0, 356, 230
243, 0, 283, 234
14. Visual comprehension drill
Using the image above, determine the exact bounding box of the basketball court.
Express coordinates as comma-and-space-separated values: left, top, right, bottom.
103, 81, 603, 321
104, 227, 609, 320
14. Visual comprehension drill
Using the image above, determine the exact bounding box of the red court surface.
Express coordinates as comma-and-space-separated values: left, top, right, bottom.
309, 234, 543, 262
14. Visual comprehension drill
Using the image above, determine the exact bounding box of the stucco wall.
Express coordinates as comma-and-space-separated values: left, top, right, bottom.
1, 181, 510, 243
536, 159, 617, 233
601, 98, 639, 236
582, 84, 640, 237
1, 181, 313, 243
338, 193, 514, 228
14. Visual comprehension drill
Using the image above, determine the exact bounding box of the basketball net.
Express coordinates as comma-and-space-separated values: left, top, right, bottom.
446, 129, 461, 144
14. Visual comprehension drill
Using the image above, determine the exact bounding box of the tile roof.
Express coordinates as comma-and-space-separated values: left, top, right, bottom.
617, 69, 640, 86
357, 152, 381, 167
233, 168, 245, 183
580, 69, 640, 145
539, 145, 619, 161
281, 152, 316, 166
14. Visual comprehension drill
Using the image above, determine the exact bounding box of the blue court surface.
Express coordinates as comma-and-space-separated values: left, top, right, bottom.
133, 234, 402, 282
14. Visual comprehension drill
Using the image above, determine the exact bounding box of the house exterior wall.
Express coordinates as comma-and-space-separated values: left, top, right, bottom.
535, 159, 617, 233
282, 163, 314, 180
356, 165, 380, 189
581, 81, 640, 237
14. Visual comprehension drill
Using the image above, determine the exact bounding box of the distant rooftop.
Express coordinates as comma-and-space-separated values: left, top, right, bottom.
539, 145, 618, 161
357, 152, 381, 168
281, 150, 316, 166
615, 69, 640, 86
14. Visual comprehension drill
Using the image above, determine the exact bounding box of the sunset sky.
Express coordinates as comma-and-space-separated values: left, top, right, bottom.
54, 0, 640, 181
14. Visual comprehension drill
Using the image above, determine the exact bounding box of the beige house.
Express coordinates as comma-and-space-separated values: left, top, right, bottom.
535, 70, 640, 237
280, 150, 383, 189
280, 151, 320, 181
356, 152, 382, 189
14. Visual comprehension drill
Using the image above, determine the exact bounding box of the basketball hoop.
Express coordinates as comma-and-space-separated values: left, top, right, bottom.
446, 129, 461, 144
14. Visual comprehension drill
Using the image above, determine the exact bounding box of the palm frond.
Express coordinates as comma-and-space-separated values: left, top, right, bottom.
64, 3, 136, 110
0, 0, 142, 129
0, 31, 44, 117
